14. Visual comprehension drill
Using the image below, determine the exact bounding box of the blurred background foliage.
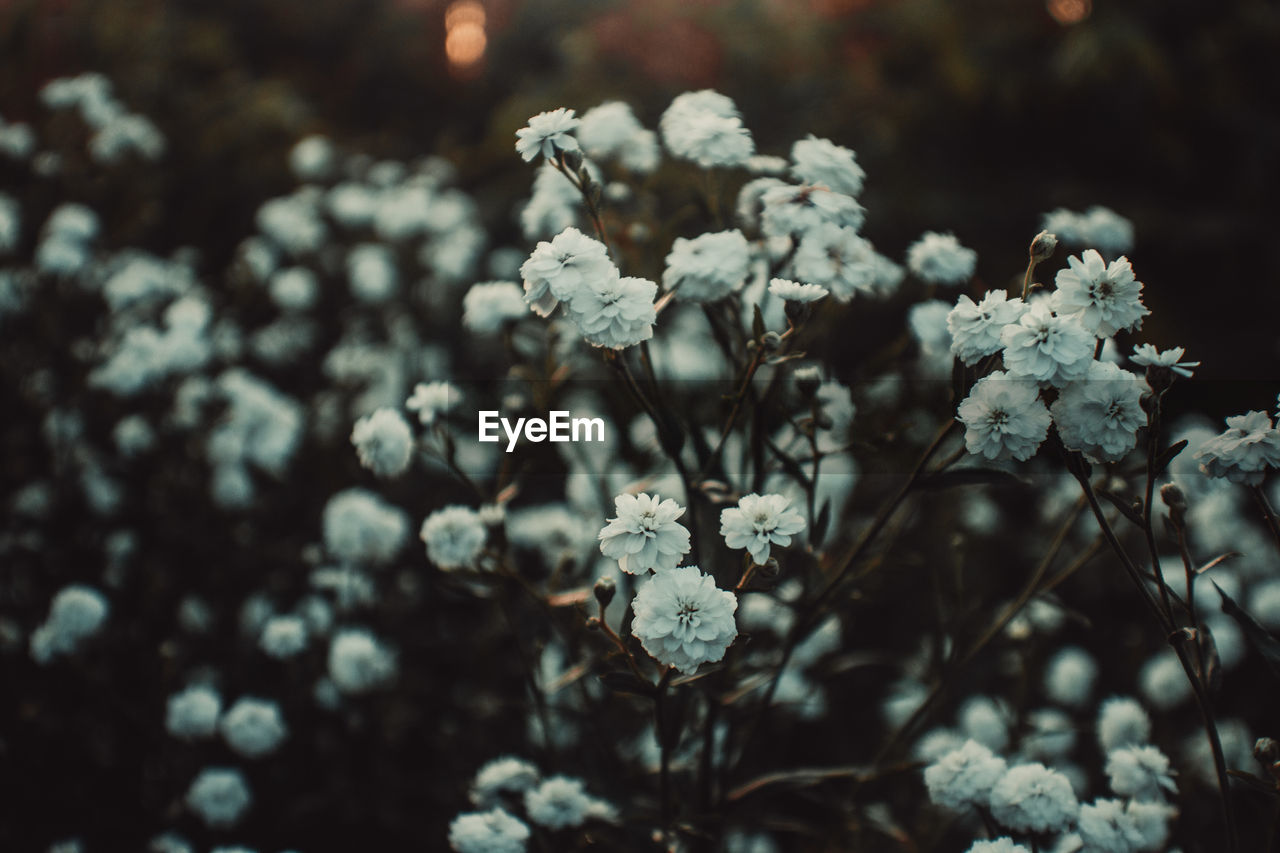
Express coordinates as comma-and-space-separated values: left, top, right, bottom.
2, 0, 1278, 398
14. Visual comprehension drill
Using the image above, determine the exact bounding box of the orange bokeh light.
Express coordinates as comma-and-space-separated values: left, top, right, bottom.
445, 1, 486, 70
1047, 0, 1091, 25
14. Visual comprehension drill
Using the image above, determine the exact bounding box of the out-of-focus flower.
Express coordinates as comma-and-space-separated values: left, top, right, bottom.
448, 808, 530, 853
1194, 410, 1280, 486
186, 768, 252, 828
420, 505, 487, 570
166, 685, 222, 739
463, 281, 527, 334
769, 277, 828, 303
322, 488, 410, 567
790, 135, 864, 197
328, 628, 397, 694
663, 230, 751, 302
988, 763, 1078, 834
660, 90, 754, 169
1097, 696, 1151, 752
470, 756, 540, 807
351, 408, 414, 477
406, 381, 460, 426
219, 697, 287, 758
907, 231, 977, 285
923, 739, 1008, 811
1105, 745, 1177, 800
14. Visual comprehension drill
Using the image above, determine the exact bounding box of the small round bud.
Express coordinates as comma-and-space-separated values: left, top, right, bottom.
1030, 230, 1058, 262
1144, 363, 1175, 395
758, 557, 781, 579
793, 365, 822, 398
1160, 483, 1186, 510
593, 576, 616, 608
585, 616, 602, 631
760, 331, 783, 352
560, 148, 584, 173
1139, 391, 1158, 415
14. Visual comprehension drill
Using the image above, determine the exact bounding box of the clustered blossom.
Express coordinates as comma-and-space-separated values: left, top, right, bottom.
351, 407, 414, 477
576, 101, 660, 174
1052, 249, 1148, 337
1050, 361, 1146, 463
719, 493, 806, 565
598, 493, 691, 574
471, 757, 541, 807
328, 628, 397, 694
906, 231, 977, 285
407, 381, 460, 426
219, 697, 287, 758
1097, 696, 1152, 752
515, 108, 580, 163
1105, 745, 1177, 800
988, 763, 1078, 834
29, 584, 109, 663
520, 227, 657, 348
630, 565, 738, 674
1042, 205, 1135, 256
956, 372, 1051, 462
947, 290, 1025, 365
660, 89, 754, 169
166, 685, 222, 739
186, 768, 252, 828
791, 223, 879, 301
420, 505, 487, 570
523, 776, 611, 830
462, 281, 528, 334
663, 229, 751, 302
790, 134, 865, 197
1000, 301, 1095, 387
448, 807, 530, 853
322, 488, 409, 567
1194, 410, 1280, 485
924, 739, 1008, 811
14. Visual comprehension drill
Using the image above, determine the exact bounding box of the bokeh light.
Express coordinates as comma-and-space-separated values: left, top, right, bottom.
445, 0, 486, 72
1047, 0, 1091, 25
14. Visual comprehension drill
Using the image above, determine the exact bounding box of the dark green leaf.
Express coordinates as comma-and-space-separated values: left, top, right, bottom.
1227, 769, 1280, 799
1152, 439, 1189, 478
1215, 581, 1280, 683
1097, 488, 1145, 528
599, 670, 654, 697
752, 304, 765, 341
811, 499, 832, 550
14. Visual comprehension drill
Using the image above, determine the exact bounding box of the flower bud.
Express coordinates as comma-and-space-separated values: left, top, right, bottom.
1159, 483, 1186, 510
560, 148, 584, 173
1139, 391, 1158, 416
760, 331, 783, 352
793, 365, 822, 398
593, 576, 616, 608
1030, 230, 1058, 262
1145, 363, 1174, 395
585, 616, 602, 631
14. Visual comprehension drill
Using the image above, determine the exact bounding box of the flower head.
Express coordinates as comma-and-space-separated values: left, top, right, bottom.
1000, 302, 1095, 387
448, 808, 530, 853
166, 685, 222, 739
790, 134, 865, 197
923, 739, 1008, 811
471, 756, 541, 807
1194, 410, 1280, 485
523, 776, 596, 830
988, 763, 1078, 834
1097, 696, 1152, 752
406, 381, 460, 426
1052, 250, 1148, 337
566, 272, 657, 349
660, 90, 754, 169
598, 493, 691, 574
520, 227, 614, 317
663, 230, 751, 302
769, 277, 828, 303
322, 488, 409, 567
792, 223, 878, 301
907, 231, 977, 285
515, 108, 580, 163
1130, 343, 1198, 380
420, 505, 487, 570
219, 697, 287, 758
956, 371, 1052, 462
463, 281, 528, 334
328, 628, 397, 694
1051, 361, 1146, 463
947, 290, 1025, 365
719, 493, 806, 565
1105, 744, 1177, 800
186, 768, 251, 828
631, 565, 738, 674
351, 408, 414, 477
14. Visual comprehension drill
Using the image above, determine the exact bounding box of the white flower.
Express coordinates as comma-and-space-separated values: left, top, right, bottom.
947, 290, 1025, 365
515, 108, 580, 163
523, 776, 596, 829
1000, 302, 1094, 387
719, 493, 806, 565
463, 281, 528, 334
1043, 645, 1098, 708
259, 615, 308, 659
322, 488, 409, 567
630, 565, 738, 674
1077, 798, 1143, 853
346, 243, 398, 304
520, 227, 614, 317
1105, 745, 1176, 800
1051, 361, 1146, 463
566, 272, 657, 349
219, 697, 287, 758
660, 90, 754, 169
577, 101, 658, 173
289, 134, 335, 180
959, 696, 1011, 753
1052, 250, 1148, 337
269, 267, 318, 312
909, 299, 953, 360
923, 739, 1008, 811
966, 841, 1031, 853
1020, 708, 1076, 760
448, 808, 530, 853
760, 183, 865, 239
790, 135, 865, 197
988, 763, 1078, 834
906, 231, 977, 285
328, 628, 397, 694
420, 505, 487, 570
956, 371, 1052, 462
351, 408, 414, 477
662, 230, 751, 302
1125, 799, 1177, 850
792, 223, 878, 301
471, 757, 541, 806
1097, 696, 1151, 752
769, 277, 828, 303
1139, 651, 1191, 710
186, 768, 251, 828
406, 381, 460, 426
166, 685, 222, 739
30, 585, 109, 663
1129, 344, 1198, 379
598, 493, 691, 574
1194, 410, 1280, 486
